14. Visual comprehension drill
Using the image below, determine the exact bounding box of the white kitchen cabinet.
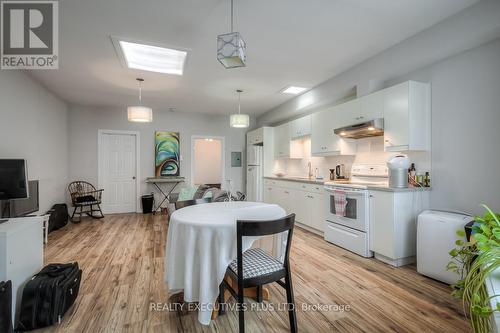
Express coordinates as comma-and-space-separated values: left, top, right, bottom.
274, 123, 290, 158
290, 115, 311, 139
307, 192, 324, 231
383, 81, 431, 151
311, 108, 357, 156
275, 187, 293, 214
264, 183, 274, 204
246, 127, 264, 145
359, 90, 384, 120
262, 179, 324, 234
335, 99, 362, 126
369, 189, 430, 267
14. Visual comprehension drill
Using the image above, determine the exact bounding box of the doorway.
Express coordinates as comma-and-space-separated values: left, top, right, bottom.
191, 136, 225, 189
98, 130, 140, 214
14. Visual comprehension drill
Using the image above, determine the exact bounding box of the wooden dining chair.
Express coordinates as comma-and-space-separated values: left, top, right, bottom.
218, 214, 297, 333
174, 197, 211, 210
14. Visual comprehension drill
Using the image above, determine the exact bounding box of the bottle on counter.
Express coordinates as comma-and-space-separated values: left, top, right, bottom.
409, 163, 416, 179
416, 173, 424, 186
424, 172, 431, 187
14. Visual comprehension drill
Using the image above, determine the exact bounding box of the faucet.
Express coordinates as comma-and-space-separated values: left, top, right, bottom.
307, 162, 313, 179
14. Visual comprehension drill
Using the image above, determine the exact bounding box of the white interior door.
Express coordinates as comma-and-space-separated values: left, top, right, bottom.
100, 133, 137, 214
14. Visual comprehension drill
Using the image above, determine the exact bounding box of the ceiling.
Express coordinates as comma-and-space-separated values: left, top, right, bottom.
28, 0, 478, 116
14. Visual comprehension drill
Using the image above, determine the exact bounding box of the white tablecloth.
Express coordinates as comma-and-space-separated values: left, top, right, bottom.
165, 201, 286, 325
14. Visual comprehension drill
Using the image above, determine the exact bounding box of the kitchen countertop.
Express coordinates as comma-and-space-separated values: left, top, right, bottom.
366, 185, 431, 192
264, 176, 431, 192
264, 176, 325, 185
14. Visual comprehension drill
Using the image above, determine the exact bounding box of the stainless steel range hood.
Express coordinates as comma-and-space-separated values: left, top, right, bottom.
334, 118, 384, 139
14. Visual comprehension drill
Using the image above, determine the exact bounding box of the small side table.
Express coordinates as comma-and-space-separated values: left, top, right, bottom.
145, 177, 185, 214
41, 214, 50, 244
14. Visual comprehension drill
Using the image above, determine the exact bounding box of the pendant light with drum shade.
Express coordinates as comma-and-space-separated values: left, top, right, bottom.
127, 78, 153, 123
230, 89, 249, 128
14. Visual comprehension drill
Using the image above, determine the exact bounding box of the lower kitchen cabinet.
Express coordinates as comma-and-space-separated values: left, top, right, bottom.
263, 179, 324, 233
307, 192, 324, 231
369, 189, 430, 267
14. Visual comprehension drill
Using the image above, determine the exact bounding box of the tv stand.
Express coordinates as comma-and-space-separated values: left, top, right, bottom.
0, 200, 10, 219
0, 217, 43, 323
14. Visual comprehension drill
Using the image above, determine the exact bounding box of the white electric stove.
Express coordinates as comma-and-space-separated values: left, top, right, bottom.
323, 163, 388, 257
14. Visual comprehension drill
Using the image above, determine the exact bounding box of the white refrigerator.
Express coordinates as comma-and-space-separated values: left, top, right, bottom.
246, 146, 263, 202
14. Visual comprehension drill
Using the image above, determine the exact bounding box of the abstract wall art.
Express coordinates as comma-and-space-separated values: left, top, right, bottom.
155, 131, 180, 177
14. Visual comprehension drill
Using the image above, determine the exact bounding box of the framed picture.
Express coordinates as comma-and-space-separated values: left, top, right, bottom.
155, 131, 180, 177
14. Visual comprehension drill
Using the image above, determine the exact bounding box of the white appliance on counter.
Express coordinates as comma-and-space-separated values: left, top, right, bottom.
246, 146, 263, 202
323, 163, 388, 257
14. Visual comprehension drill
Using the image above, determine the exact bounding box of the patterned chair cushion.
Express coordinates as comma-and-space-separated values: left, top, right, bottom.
229, 248, 284, 279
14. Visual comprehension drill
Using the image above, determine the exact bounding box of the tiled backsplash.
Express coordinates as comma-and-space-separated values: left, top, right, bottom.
273, 137, 431, 180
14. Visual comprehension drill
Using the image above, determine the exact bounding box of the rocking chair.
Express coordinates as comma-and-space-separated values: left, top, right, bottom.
68, 181, 104, 223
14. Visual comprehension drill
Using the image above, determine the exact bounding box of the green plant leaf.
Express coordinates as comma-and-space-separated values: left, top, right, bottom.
456, 229, 466, 237
482, 204, 500, 226
492, 227, 500, 239
449, 249, 459, 257
480, 224, 492, 237
474, 233, 488, 243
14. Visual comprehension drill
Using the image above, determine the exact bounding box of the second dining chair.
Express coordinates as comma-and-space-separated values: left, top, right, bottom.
174, 197, 212, 210
218, 214, 297, 333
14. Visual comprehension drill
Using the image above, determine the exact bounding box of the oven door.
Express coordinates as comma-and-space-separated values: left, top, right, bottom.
324, 187, 368, 232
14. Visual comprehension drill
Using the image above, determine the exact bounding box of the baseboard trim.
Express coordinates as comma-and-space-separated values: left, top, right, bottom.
295, 221, 324, 237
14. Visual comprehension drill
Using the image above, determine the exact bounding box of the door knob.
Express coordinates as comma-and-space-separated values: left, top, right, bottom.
132, 176, 136, 180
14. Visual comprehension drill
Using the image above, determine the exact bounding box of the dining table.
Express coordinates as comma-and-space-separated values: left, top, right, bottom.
165, 201, 287, 325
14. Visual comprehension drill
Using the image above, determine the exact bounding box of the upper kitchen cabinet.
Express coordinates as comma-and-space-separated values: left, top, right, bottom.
274, 123, 291, 158
289, 115, 311, 139
246, 127, 264, 145
359, 90, 384, 121
383, 81, 431, 151
311, 108, 356, 156
335, 99, 362, 126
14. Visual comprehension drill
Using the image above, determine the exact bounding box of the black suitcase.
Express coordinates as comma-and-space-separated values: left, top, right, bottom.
16, 263, 82, 331
0, 280, 13, 333
47, 204, 69, 232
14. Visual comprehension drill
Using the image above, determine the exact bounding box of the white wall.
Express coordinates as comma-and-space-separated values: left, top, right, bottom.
0, 71, 69, 213
193, 139, 222, 185
68, 106, 251, 203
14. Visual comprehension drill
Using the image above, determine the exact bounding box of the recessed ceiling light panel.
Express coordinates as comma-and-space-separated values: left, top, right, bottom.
112, 37, 187, 75
282, 86, 308, 95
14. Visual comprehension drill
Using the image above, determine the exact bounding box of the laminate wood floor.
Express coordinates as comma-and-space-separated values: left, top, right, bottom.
38, 213, 470, 333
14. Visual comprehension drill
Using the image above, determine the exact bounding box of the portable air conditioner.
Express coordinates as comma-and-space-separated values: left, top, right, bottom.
417, 210, 473, 284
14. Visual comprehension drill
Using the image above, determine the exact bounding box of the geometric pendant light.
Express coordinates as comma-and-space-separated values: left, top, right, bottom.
127, 78, 153, 122
217, 0, 246, 69
230, 89, 249, 128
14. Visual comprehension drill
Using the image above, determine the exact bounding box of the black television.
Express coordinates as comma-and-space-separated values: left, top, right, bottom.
10, 180, 39, 217
0, 159, 28, 200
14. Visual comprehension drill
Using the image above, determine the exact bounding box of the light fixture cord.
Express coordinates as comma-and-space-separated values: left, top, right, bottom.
230, 0, 234, 32
238, 90, 241, 114
138, 80, 142, 105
